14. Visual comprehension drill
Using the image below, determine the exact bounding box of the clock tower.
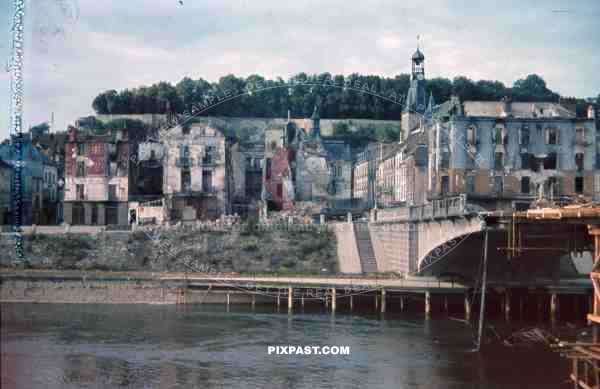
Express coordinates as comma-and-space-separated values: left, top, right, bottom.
401, 38, 428, 141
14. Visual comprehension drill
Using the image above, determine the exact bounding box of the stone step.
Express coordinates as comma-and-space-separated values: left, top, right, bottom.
353, 222, 377, 273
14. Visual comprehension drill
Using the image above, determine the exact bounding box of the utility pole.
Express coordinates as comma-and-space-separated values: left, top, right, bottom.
476, 227, 489, 351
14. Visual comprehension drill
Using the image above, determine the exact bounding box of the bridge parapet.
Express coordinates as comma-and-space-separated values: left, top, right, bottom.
373, 195, 468, 224
410, 194, 467, 221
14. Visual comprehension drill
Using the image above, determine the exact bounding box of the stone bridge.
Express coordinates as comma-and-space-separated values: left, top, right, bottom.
341, 195, 592, 281
366, 195, 483, 274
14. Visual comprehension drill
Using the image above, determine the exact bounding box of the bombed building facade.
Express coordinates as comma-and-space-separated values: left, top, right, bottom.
63, 126, 130, 226
364, 46, 600, 211
161, 122, 228, 221
261, 108, 353, 214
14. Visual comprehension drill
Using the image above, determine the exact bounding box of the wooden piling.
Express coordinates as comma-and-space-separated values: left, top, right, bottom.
381, 289, 386, 313
464, 294, 471, 321
550, 293, 558, 322
504, 291, 511, 322
331, 288, 336, 312
288, 286, 293, 312
425, 291, 431, 316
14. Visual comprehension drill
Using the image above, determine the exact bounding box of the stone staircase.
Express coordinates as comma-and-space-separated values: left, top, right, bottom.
353, 222, 378, 273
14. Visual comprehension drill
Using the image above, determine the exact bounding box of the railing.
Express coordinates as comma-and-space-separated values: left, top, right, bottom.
409, 194, 467, 221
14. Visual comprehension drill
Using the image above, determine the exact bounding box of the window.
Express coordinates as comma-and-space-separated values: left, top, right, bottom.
519, 126, 530, 145
181, 169, 191, 192
203, 146, 213, 164
76, 143, 86, 156
266, 159, 272, 179
441, 176, 449, 195
108, 184, 117, 201
76, 184, 84, 200
575, 153, 584, 172
76, 161, 86, 177
494, 176, 503, 194
440, 152, 450, 169
545, 128, 559, 145
466, 175, 475, 193
467, 125, 477, 145
494, 152, 504, 170
575, 177, 584, 194
202, 170, 212, 192
521, 153, 532, 170
521, 177, 530, 194
106, 206, 119, 225
91, 206, 98, 225
543, 153, 557, 170
494, 126, 507, 145
72, 204, 85, 225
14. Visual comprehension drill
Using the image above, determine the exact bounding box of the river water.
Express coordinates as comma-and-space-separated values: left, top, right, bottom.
1, 303, 571, 388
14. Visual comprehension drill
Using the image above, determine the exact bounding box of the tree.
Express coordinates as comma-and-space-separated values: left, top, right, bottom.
512, 74, 558, 102
452, 76, 477, 101
90, 72, 571, 118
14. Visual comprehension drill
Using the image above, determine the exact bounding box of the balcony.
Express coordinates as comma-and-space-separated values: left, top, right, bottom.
176, 157, 192, 167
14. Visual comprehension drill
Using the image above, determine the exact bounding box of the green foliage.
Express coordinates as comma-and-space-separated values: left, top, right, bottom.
30, 122, 50, 134
91, 73, 567, 119
330, 122, 399, 149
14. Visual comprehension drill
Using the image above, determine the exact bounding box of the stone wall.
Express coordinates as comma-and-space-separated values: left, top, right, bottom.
0, 224, 338, 274
332, 223, 361, 273
0, 278, 271, 304
368, 222, 412, 273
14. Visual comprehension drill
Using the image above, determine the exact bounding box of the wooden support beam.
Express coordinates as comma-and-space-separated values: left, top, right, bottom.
381, 289, 386, 313
425, 291, 431, 317
464, 294, 471, 321
551, 293, 558, 322
331, 288, 336, 312
504, 291, 511, 322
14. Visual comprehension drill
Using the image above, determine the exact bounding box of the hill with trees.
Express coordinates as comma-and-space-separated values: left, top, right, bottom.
91, 73, 595, 120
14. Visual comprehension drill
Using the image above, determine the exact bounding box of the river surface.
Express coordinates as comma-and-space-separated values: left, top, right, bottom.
1, 303, 572, 389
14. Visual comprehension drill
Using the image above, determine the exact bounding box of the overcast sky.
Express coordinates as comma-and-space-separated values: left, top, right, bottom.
1, 0, 599, 138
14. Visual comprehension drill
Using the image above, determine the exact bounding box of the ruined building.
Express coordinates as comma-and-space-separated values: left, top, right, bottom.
262, 108, 353, 213
368, 46, 599, 211
63, 126, 129, 225
430, 98, 598, 210
162, 122, 227, 220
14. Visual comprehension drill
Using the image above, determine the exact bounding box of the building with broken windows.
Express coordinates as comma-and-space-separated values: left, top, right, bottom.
63, 126, 130, 225
261, 108, 353, 214
430, 99, 598, 210
366, 46, 599, 212
162, 122, 227, 221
